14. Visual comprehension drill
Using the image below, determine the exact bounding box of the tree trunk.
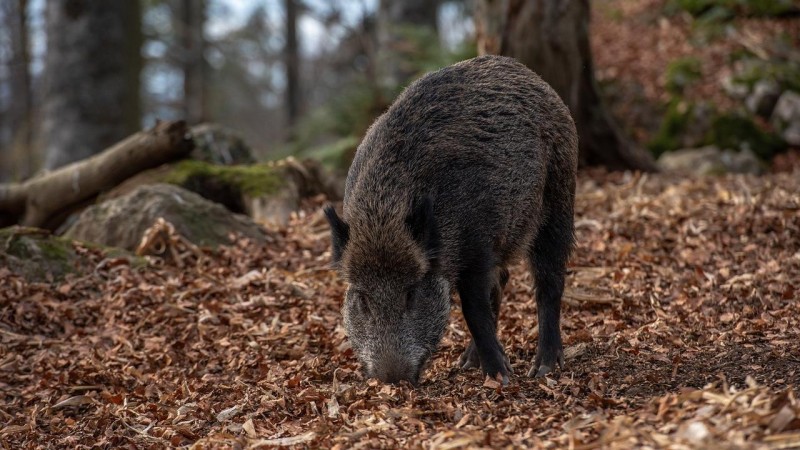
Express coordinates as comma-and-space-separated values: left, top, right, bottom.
180, 0, 206, 125
284, 0, 301, 127
5, 0, 33, 179
41, 1, 143, 170
377, 0, 440, 89
475, 0, 656, 171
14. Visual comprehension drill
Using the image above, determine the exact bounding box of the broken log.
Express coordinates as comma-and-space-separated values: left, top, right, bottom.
0, 120, 193, 228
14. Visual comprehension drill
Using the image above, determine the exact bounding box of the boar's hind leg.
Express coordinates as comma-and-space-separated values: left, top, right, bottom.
457, 267, 513, 384
527, 201, 573, 378
459, 267, 510, 370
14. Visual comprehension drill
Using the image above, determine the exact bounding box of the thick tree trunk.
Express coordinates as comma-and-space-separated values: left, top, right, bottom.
0, 121, 193, 229
285, 0, 301, 127
41, 1, 143, 170
476, 0, 656, 171
377, 0, 440, 89
180, 0, 207, 125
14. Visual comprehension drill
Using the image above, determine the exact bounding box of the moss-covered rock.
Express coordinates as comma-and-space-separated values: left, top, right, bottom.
667, 0, 798, 20
649, 101, 786, 160
707, 113, 786, 160
65, 184, 268, 250
163, 160, 286, 213
0, 226, 143, 282
732, 58, 800, 94
100, 158, 342, 227
648, 100, 698, 157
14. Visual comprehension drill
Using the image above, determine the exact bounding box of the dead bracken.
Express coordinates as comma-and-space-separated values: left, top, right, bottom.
1, 170, 798, 449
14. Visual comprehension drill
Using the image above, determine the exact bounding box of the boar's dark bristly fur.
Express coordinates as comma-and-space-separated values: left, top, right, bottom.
325, 55, 578, 386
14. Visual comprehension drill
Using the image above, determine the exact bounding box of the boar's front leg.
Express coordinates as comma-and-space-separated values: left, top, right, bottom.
457, 267, 512, 385
459, 267, 510, 370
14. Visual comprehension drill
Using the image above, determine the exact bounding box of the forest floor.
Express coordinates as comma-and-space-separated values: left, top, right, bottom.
2, 170, 799, 449
591, 0, 800, 145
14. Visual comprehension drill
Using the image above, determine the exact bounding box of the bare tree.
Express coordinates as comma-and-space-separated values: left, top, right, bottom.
41, 1, 142, 170
377, 0, 440, 89
285, 0, 301, 127
179, 0, 207, 125
3, 0, 33, 178
476, 0, 656, 171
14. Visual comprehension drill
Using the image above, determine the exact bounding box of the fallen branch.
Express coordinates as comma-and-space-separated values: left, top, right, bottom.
0, 120, 193, 228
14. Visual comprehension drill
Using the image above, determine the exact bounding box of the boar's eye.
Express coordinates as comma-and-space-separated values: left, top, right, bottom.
354, 291, 372, 315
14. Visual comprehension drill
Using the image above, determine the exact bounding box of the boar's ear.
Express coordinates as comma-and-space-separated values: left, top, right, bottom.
406, 196, 440, 269
324, 204, 349, 266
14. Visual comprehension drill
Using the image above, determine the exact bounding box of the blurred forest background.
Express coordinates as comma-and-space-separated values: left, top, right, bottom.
2, 2, 800, 448
1, 0, 799, 182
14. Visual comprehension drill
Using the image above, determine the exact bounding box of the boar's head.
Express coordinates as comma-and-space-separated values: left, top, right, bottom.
325, 197, 449, 385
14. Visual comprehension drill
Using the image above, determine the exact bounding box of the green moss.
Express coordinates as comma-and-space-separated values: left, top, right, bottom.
649, 101, 787, 160
1, 227, 80, 281
2, 227, 72, 261
732, 58, 800, 93
666, 57, 702, 95
1, 227, 149, 281
667, 0, 797, 19
707, 113, 786, 160
164, 160, 285, 197
648, 100, 696, 157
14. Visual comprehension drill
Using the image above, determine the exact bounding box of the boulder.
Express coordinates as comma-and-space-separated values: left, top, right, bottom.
658, 146, 762, 175
190, 123, 256, 165
101, 158, 343, 227
719, 148, 762, 175
0, 226, 140, 282
782, 122, 800, 147
772, 91, 800, 146
745, 80, 781, 118
64, 184, 267, 250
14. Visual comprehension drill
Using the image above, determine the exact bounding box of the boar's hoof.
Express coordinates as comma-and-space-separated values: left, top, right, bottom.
458, 342, 513, 379
458, 341, 481, 370
531, 364, 553, 378
528, 349, 565, 378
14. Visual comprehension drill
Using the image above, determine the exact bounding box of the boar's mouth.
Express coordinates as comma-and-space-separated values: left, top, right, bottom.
364, 348, 433, 387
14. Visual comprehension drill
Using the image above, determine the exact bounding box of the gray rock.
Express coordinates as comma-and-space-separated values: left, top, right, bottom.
772, 91, 800, 146
658, 146, 725, 175
190, 123, 256, 165
64, 184, 267, 250
720, 148, 762, 175
721, 74, 749, 100
782, 122, 800, 147
658, 146, 762, 175
745, 80, 781, 118
772, 91, 800, 125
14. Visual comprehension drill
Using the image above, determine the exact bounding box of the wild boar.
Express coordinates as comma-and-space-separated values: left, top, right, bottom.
325, 55, 578, 385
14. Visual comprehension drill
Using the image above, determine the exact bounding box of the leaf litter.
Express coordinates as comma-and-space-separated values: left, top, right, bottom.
1, 170, 799, 449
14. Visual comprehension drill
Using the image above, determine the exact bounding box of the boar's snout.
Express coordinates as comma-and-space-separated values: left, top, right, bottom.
366, 348, 431, 386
